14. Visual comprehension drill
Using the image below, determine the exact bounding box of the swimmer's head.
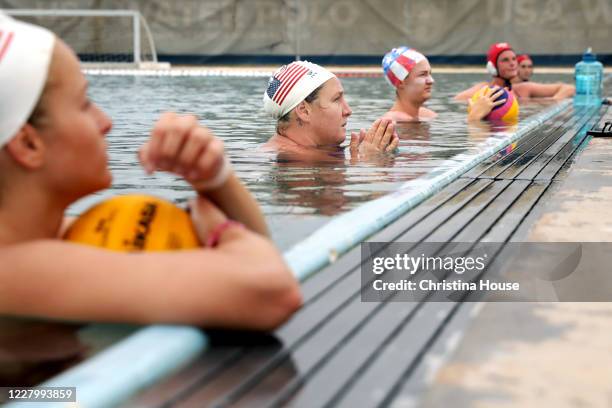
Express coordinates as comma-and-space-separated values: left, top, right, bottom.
486, 42, 517, 80
517, 54, 533, 81
517, 54, 531, 65
382, 46, 428, 87
0, 14, 112, 204
383, 46, 433, 103
263, 61, 336, 120
264, 61, 351, 146
0, 12, 55, 147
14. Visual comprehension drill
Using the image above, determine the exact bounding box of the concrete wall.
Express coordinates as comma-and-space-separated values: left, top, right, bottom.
2, 0, 611, 64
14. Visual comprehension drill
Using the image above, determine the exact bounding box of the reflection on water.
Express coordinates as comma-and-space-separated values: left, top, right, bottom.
75, 73, 571, 249
0, 318, 87, 388
0, 318, 138, 390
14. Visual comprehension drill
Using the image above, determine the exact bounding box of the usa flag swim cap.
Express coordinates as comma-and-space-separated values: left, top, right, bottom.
382, 46, 426, 87
263, 60, 335, 120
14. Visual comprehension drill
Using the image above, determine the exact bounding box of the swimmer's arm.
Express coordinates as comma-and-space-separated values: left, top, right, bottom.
454, 83, 487, 101
200, 174, 269, 237
519, 83, 575, 99
0, 235, 302, 330
552, 84, 575, 99
138, 113, 269, 237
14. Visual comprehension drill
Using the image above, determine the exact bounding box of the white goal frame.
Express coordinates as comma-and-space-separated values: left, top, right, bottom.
4, 9, 162, 68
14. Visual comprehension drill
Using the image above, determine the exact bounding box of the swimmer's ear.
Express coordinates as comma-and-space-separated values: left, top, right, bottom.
294, 101, 311, 123
4, 124, 46, 169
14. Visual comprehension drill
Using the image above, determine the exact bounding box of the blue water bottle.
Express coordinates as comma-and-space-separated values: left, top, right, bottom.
574, 47, 603, 106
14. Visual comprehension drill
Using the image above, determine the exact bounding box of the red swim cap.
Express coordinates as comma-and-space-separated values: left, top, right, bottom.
487, 43, 512, 76
517, 54, 531, 64
487, 42, 513, 71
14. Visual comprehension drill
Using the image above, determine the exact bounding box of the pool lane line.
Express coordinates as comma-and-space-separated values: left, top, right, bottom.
284, 99, 572, 281
82, 68, 383, 77
83, 66, 612, 77
6, 100, 571, 408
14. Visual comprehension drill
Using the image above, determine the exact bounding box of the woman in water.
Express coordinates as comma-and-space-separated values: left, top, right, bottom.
262, 60, 399, 160
455, 42, 574, 101
517, 54, 534, 82
380, 46, 436, 122
0, 14, 301, 330
380, 46, 501, 122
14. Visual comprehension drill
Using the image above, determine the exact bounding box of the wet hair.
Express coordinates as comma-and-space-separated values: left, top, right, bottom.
276, 84, 323, 135
27, 98, 47, 127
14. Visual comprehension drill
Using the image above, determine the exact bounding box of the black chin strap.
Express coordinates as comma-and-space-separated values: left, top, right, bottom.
493, 76, 513, 90
503, 78, 513, 90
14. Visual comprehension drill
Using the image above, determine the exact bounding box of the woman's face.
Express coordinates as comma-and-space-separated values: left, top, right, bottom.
518, 58, 533, 81
400, 59, 434, 103
36, 40, 113, 202
307, 77, 353, 147
497, 50, 518, 79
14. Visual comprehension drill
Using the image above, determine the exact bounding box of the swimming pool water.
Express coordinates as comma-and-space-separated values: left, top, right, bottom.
76, 73, 572, 249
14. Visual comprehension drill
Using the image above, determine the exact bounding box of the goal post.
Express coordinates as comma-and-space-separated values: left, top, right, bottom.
3, 9, 168, 69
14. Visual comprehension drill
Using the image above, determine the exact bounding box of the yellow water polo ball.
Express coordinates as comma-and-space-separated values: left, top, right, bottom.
64, 194, 200, 252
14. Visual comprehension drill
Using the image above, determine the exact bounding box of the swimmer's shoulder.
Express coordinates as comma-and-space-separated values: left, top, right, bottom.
262, 135, 339, 162
382, 109, 435, 123
382, 110, 416, 122
512, 81, 550, 98
419, 107, 437, 119
511, 82, 531, 98
261, 135, 288, 151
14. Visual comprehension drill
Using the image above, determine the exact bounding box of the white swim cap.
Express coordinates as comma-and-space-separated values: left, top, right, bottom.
0, 12, 55, 147
263, 60, 335, 120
